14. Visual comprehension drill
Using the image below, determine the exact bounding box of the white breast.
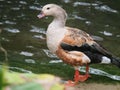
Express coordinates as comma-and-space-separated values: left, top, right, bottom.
46, 25, 66, 53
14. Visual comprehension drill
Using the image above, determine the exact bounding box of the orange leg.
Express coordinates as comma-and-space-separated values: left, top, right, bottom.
74, 64, 90, 82
65, 65, 90, 86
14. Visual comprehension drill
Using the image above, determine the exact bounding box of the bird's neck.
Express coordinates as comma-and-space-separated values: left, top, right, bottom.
46, 15, 67, 53
49, 15, 66, 29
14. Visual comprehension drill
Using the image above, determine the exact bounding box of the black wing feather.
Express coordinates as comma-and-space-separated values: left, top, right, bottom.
60, 42, 112, 58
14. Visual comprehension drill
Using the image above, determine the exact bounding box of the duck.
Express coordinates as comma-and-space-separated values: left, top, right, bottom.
37, 4, 120, 86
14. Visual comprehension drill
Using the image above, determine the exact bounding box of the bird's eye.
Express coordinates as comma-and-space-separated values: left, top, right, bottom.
47, 7, 50, 10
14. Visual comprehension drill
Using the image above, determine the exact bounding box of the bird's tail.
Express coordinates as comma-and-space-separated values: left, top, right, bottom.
111, 57, 120, 68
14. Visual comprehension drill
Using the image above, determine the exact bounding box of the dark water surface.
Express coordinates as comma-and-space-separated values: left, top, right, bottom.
0, 0, 120, 79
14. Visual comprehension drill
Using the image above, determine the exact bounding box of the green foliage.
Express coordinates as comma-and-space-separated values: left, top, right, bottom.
0, 66, 64, 90
0, 67, 3, 90
50, 83, 64, 90
11, 82, 44, 90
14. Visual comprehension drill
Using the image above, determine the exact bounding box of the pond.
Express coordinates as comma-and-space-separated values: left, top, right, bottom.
0, 0, 120, 82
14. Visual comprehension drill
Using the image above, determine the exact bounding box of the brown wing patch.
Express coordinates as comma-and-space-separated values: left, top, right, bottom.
56, 46, 90, 66
62, 27, 94, 46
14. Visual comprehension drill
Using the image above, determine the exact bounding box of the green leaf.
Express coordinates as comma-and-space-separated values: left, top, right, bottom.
5, 72, 26, 84
50, 83, 64, 90
0, 67, 3, 90
11, 82, 44, 90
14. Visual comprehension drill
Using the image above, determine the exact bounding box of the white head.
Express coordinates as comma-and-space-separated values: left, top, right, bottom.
37, 4, 67, 20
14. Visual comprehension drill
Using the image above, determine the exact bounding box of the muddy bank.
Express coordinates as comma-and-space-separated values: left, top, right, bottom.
73, 83, 120, 90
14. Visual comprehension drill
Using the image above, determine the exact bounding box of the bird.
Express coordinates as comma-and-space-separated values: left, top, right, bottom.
37, 4, 120, 86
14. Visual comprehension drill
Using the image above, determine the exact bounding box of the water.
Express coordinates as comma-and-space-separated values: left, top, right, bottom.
0, 0, 120, 81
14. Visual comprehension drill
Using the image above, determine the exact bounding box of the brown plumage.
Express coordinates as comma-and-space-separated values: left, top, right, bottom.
56, 46, 90, 66
56, 27, 92, 66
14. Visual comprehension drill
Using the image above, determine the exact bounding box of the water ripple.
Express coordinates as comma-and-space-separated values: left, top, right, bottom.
19, 1, 27, 5
7, 1, 12, 4
29, 6, 41, 10
4, 20, 16, 25
95, 5, 118, 13
85, 21, 91, 25
11, 7, 20, 11
73, 2, 98, 7
63, 0, 71, 3
26, 45, 34, 49
80, 67, 120, 81
33, 35, 45, 39
74, 15, 86, 20
2, 37, 10, 42
49, 60, 63, 64
25, 59, 36, 64
43, 49, 57, 58
30, 26, 46, 34
4, 28, 20, 33
100, 31, 113, 36
0, 22, 3, 25
73, 1, 118, 13
9, 66, 32, 73
116, 35, 120, 38
20, 51, 34, 56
